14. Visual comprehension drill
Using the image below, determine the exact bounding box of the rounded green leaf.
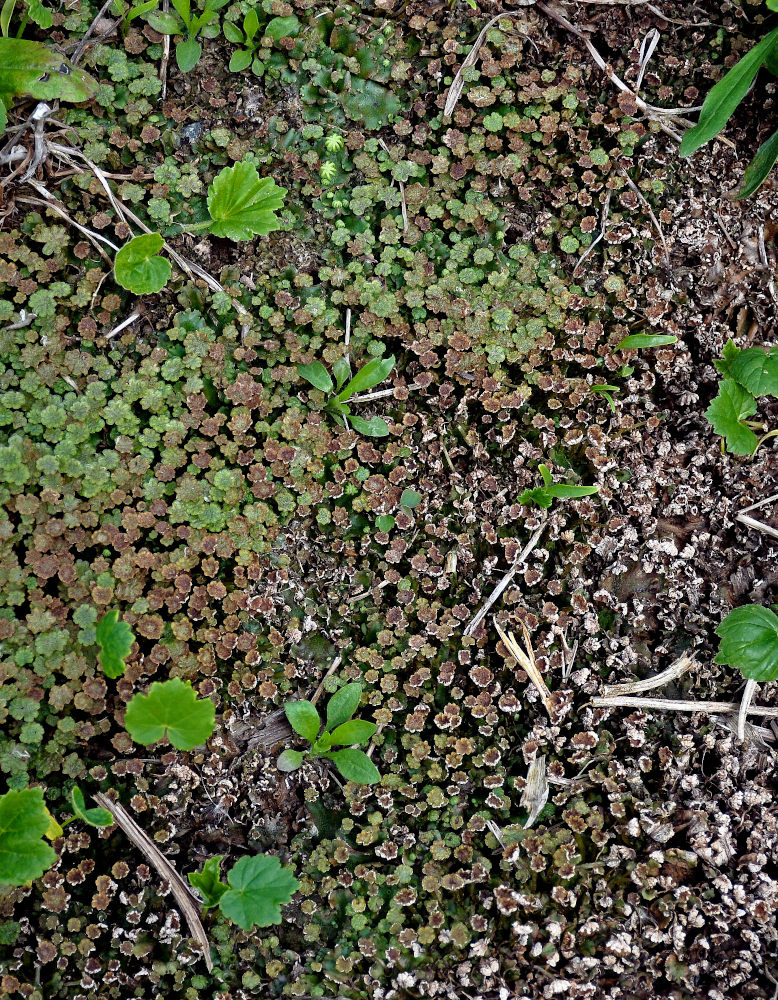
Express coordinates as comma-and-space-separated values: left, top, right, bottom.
400, 488, 422, 508
70, 786, 113, 828
229, 48, 253, 72
222, 21, 244, 43
95, 609, 135, 679
325, 683, 362, 732
114, 233, 171, 295
328, 720, 377, 747
284, 700, 320, 742
0, 788, 57, 887
146, 10, 184, 33
715, 605, 778, 681
705, 378, 758, 455
730, 347, 778, 397
615, 334, 678, 350
124, 678, 215, 751
206, 160, 287, 240
219, 855, 300, 930
176, 38, 202, 73
348, 415, 390, 437
329, 749, 381, 785
298, 361, 333, 394
265, 14, 299, 40
277, 749, 305, 772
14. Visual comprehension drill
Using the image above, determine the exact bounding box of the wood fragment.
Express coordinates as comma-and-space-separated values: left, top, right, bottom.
92, 793, 213, 972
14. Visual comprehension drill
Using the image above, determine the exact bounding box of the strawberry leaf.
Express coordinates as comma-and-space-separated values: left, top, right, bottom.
0, 788, 57, 887
730, 347, 778, 397
715, 605, 778, 681
219, 855, 299, 930
206, 160, 286, 241
124, 678, 215, 751
705, 378, 758, 455
95, 609, 134, 679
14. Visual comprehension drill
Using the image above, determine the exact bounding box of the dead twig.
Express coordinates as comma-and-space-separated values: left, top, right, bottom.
573, 190, 611, 277
592, 694, 778, 719
601, 651, 697, 697
494, 619, 554, 717
92, 793, 213, 971
311, 655, 343, 706
520, 754, 548, 829
738, 679, 758, 743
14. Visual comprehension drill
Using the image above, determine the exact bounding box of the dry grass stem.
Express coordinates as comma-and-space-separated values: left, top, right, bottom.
520, 754, 549, 828
494, 619, 554, 716
592, 695, 778, 718
601, 651, 698, 697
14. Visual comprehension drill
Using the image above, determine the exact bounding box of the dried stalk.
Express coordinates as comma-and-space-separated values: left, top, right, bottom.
494, 619, 553, 716
601, 651, 697, 697
738, 680, 758, 742
92, 793, 213, 971
592, 695, 778, 718
520, 755, 549, 828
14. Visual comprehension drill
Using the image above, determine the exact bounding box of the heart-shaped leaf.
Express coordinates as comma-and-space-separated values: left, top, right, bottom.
114, 233, 171, 295
219, 855, 299, 929
715, 604, 778, 681
124, 678, 215, 751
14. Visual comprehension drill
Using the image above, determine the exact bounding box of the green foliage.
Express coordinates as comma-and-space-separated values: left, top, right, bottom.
298, 351, 395, 437
68, 786, 113, 828
278, 683, 380, 785
146, 0, 230, 72
0, 38, 98, 114
0, 787, 57, 887
189, 854, 299, 928
95, 609, 135, 679
519, 464, 599, 509
199, 160, 287, 241
114, 233, 171, 295
124, 678, 215, 751
225, 8, 299, 77
680, 24, 778, 196
705, 342, 778, 454
715, 605, 778, 681
615, 334, 678, 350
324, 133, 344, 153
400, 488, 422, 509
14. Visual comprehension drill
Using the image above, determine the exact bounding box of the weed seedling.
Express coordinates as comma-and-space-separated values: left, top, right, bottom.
706, 340, 778, 455
188, 854, 299, 930
519, 464, 599, 509
298, 352, 395, 437
716, 604, 778, 682
184, 159, 286, 241
146, 0, 230, 72
278, 683, 381, 785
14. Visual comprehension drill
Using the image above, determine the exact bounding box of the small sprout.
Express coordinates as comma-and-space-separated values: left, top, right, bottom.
66, 787, 114, 828
324, 132, 344, 153
298, 351, 395, 438
95, 609, 135, 679
320, 160, 337, 184
124, 678, 215, 751
518, 464, 599, 509
589, 384, 619, 412
188, 854, 299, 929
114, 233, 171, 295
278, 683, 380, 785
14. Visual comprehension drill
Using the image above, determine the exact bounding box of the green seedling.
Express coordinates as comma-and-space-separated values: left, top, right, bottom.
184, 159, 286, 241
114, 232, 171, 295
589, 384, 619, 412
519, 464, 599, 509
706, 340, 778, 455
110, 0, 160, 28
716, 604, 778, 682
95, 609, 135, 679
124, 678, 215, 751
188, 854, 299, 930
615, 334, 677, 351
0, 37, 97, 132
1, 0, 52, 36
298, 352, 395, 437
278, 683, 381, 785
680, 10, 778, 197
146, 0, 230, 73
224, 9, 299, 75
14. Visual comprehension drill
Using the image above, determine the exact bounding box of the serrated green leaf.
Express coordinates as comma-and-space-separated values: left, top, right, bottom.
219, 855, 299, 930
400, 488, 422, 508
518, 487, 554, 508
715, 604, 778, 681
616, 334, 678, 350
27, 0, 53, 29
679, 25, 778, 157
737, 126, 778, 198
325, 683, 362, 732
730, 347, 778, 396
715, 339, 741, 377
705, 378, 758, 455
70, 787, 113, 828
176, 38, 202, 73
0, 788, 57, 887
329, 749, 381, 785
188, 855, 228, 908
277, 749, 305, 772
298, 360, 333, 394
328, 720, 377, 746
95, 609, 134, 679
265, 14, 299, 40
349, 415, 390, 437
284, 700, 320, 742
114, 233, 171, 295
124, 678, 215, 751
206, 160, 286, 241
229, 48, 253, 72
337, 355, 394, 400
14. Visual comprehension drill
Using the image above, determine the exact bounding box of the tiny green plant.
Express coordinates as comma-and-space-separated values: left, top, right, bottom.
298, 352, 395, 437
278, 683, 381, 785
716, 604, 778, 681
706, 340, 778, 455
114, 232, 171, 295
519, 464, 599, 509
146, 0, 230, 72
124, 678, 215, 751
680, 11, 778, 197
224, 9, 299, 76
95, 609, 135, 678
188, 854, 299, 930
110, 0, 159, 28
65, 786, 113, 828
185, 160, 286, 241
1, 0, 52, 36
589, 384, 619, 412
